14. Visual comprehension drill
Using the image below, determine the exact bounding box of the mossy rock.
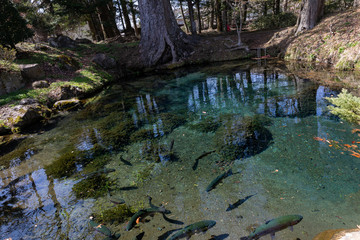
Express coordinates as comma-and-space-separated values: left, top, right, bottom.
214, 115, 272, 161
188, 117, 221, 133
94, 204, 135, 224
73, 174, 112, 198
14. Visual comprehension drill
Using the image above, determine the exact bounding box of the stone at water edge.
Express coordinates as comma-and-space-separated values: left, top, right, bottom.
313, 228, 360, 240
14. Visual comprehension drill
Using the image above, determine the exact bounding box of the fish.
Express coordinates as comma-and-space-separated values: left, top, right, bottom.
226, 194, 256, 211
192, 150, 216, 170
120, 156, 132, 166
240, 214, 303, 240
206, 168, 233, 192
89, 220, 121, 239
167, 220, 216, 240
169, 139, 175, 152
126, 198, 170, 231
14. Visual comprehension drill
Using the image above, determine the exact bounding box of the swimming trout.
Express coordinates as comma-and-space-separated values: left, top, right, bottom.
167, 220, 216, 240
206, 168, 233, 192
126, 205, 169, 231
240, 214, 303, 240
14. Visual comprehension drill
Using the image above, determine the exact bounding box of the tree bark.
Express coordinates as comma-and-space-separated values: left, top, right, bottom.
274, 0, 280, 14
187, 0, 197, 35
216, 0, 222, 31
96, 1, 120, 39
195, 0, 202, 33
210, 0, 215, 29
295, 0, 325, 34
116, 0, 126, 31
138, 0, 193, 66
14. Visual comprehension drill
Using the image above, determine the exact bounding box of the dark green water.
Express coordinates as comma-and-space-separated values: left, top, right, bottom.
1, 61, 360, 240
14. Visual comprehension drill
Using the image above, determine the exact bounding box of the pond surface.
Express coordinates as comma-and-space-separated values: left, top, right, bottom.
1, 61, 360, 240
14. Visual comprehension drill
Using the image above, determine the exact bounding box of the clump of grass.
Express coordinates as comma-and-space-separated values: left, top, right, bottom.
94, 204, 135, 224
326, 89, 360, 124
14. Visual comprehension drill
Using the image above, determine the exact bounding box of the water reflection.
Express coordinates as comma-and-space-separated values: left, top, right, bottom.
1, 62, 359, 240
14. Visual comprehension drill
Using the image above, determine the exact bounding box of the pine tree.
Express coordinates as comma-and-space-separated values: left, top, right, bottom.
0, 0, 33, 48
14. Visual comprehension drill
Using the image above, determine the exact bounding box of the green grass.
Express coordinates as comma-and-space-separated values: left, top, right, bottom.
14, 52, 59, 64
0, 66, 113, 106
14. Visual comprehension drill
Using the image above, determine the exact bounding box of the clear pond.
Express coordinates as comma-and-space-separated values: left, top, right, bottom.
1, 61, 360, 240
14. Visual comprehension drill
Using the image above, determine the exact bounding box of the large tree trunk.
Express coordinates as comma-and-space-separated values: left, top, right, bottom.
97, 2, 120, 39
210, 0, 215, 29
138, 0, 193, 66
116, 0, 126, 31
296, 0, 325, 34
187, 0, 197, 35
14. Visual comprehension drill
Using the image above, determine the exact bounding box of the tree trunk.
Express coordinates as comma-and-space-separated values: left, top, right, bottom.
210, 0, 215, 29
88, 13, 104, 41
243, 1, 248, 24
187, 0, 197, 35
195, 0, 202, 33
116, 0, 126, 31
96, 2, 120, 39
138, 0, 193, 66
275, 0, 280, 14
129, 0, 139, 36
120, 0, 135, 35
179, 0, 189, 33
284, 0, 288, 12
216, 0, 222, 31
295, 0, 325, 34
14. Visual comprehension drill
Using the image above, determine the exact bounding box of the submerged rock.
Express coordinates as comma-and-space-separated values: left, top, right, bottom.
214, 115, 272, 161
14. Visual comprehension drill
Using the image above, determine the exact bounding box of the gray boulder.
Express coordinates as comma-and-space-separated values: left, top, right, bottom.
0, 71, 25, 95
19, 98, 39, 105
19, 64, 45, 80
47, 85, 84, 104
32, 80, 50, 89
91, 53, 117, 69
48, 36, 78, 49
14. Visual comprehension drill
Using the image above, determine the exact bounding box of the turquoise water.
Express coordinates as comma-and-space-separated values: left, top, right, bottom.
1, 61, 360, 240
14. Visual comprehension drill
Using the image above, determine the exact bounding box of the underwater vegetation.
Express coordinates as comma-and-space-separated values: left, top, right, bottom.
140, 140, 176, 163
45, 148, 87, 178
73, 173, 112, 198
188, 116, 221, 133
155, 112, 187, 135
93, 204, 135, 224
214, 115, 272, 161
130, 128, 155, 143
133, 164, 155, 183
0, 140, 38, 170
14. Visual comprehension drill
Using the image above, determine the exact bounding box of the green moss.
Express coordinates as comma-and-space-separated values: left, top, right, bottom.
101, 119, 137, 150
73, 174, 112, 198
134, 164, 155, 183
80, 154, 112, 176
157, 112, 186, 135
130, 128, 155, 143
188, 117, 221, 133
45, 149, 86, 178
94, 204, 135, 224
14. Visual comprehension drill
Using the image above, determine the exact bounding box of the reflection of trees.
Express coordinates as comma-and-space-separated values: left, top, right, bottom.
184, 68, 320, 118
